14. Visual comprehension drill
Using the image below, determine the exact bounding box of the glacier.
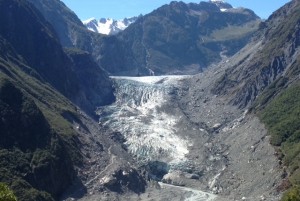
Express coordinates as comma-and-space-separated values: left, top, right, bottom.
97, 76, 192, 167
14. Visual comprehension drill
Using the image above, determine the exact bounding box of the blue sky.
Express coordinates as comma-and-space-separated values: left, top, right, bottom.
61, 0, 291, 20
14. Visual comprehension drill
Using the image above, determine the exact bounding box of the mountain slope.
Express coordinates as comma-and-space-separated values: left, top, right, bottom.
25, 0, 106, 59
1, 0, 114, 116
211, 0, 300, 199
25, 0, 88, 47
213, 0, 300, 108
0, 0, 127, 200
64, 48, 115, 117
0, 34, 78, 201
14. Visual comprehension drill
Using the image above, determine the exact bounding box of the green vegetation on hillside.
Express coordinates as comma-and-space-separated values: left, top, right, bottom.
257, 82, 300, 200
0, 43, 81, 200
282, 186, 300, 201
0, 183, 17, 201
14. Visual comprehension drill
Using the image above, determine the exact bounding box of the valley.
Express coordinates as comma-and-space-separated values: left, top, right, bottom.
0, 0, 299, 200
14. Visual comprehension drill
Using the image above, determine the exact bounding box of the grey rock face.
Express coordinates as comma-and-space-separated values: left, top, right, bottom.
212, 0, 300, 108
65, 49, 115, 116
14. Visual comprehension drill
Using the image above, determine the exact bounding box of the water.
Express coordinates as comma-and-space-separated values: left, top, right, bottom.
159, 182, 217, 201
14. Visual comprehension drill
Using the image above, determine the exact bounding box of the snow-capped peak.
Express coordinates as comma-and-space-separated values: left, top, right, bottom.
209, 0, 232, 12
82, 17, 96, 24
83, 16, 139, 35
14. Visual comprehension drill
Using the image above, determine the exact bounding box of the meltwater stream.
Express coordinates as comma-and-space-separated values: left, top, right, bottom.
96, 76, 218, 200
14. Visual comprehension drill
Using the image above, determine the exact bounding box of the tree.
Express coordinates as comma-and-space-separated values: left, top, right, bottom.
282, 186, 300, 201
0, 183, 17, 201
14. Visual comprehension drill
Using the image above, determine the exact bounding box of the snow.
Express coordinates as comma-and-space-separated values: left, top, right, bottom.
97, 76, 191, 167
82, 17, 137, 35
220, 8, 227, 12
97, 18, 113, 35
82, 17, 96, 24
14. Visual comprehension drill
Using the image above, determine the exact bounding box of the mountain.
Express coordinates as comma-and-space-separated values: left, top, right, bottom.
83, 16, 139, 35
98, 1, 261, 75
27, 0, 260, 76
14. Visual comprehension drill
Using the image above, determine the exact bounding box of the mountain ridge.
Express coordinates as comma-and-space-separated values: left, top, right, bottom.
97, 1, 260, 75
27, 0, 260, 76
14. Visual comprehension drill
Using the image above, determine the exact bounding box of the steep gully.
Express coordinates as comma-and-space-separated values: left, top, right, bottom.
93, 62, 282, 200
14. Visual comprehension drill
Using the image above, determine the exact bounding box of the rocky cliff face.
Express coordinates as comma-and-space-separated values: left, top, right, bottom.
212, 0, 300, 108
25, 0, 87, 47
0, 0, 78, 98
26, 0, 105, 58
64, 48, 115, 117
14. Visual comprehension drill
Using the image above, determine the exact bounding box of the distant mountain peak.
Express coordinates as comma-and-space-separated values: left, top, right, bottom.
83, 16, 139, 35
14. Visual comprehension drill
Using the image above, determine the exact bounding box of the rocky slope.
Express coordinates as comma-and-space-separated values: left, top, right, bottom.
210, 0, 300, 198
25, 0, 105, 59
212, 0, 300, 108
64, 48, 115, 117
